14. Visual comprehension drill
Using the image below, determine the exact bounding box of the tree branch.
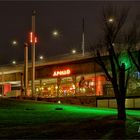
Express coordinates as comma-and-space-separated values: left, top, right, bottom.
96, 50, 112, 82
128, 49, 140, 72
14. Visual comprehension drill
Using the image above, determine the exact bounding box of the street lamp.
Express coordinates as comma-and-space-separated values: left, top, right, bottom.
11, 40, 18, 47
13, 40, 17, 45
72, 49, 76, 54
30, 10, 37, 97
12, 60, 16, 65
108, 17, 114, 23
52, 30, 59, 37
39, 55, 44, 60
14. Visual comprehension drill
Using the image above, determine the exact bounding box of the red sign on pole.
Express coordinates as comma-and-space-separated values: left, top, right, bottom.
29, 32, 37, 43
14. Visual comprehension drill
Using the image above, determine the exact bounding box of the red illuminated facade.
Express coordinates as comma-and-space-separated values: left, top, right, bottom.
26, 56, 109, 98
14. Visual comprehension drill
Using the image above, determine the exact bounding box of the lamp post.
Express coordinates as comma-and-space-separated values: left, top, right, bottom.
52, 30, 58, 36
30, 10, 37, 97
12, 60, 16, 64
39, 55, 44, 60
12, 40, 18, 47
24, 43, 28, 96
108, 17, 114, 23
82, 18, 85, 56
72, 49, 76, 54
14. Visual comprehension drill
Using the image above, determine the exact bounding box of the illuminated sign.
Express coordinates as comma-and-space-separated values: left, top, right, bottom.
53, 69, 71, 77
30, 32, 37, 43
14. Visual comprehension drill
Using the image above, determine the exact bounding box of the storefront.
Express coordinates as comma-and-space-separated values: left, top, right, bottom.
33, 74, 106, 98
27, 56, 108, 98
1, 54, 140, 103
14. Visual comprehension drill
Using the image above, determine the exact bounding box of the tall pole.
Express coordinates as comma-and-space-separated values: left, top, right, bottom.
82, 17, 85, 56
31, 10, 36, 96
2, 71, 4, 96
24, 43, 28, 96
20, 73, 24, 99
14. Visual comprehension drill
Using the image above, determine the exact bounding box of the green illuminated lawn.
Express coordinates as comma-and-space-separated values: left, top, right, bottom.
0, 98, 139, 139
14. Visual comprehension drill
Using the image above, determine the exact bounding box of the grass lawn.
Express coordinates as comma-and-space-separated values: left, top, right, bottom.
0, 98, 140, 139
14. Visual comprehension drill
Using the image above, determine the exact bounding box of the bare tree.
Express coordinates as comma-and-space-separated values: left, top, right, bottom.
95, 7, 131, 121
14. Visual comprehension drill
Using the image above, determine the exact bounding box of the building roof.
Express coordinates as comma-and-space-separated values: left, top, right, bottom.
0, 52, 98, 74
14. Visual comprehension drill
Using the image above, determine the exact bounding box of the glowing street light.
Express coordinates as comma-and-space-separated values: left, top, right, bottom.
72, 49, 76, 54
29, 10, 37, 97
11, 40, 18, 47
39, 55, 44, 60
108, 17, 114, 23
12, 40, 17, 45
12, 60, 16, 64
52, 30, 59, 37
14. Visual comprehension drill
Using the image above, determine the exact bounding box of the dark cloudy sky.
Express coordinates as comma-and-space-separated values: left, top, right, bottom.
0, 1, 140, 65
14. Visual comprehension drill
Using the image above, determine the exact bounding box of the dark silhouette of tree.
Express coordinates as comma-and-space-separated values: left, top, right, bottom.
95, 7, 132, 121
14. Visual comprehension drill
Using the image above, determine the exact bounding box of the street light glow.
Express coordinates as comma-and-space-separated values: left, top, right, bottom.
52, 30, 59, 37
12, 60, 16, 64
39, 55, 44, 60
72, 49, 76, 54
11, 40, 18, 46
108, 17, 114, 23
13, 41, 17, 45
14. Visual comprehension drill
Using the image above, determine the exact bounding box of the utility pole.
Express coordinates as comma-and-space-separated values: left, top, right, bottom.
20, 72, 24, 99
1, 71, 4, 96
82, 17, 85, 56
31, 10, 36, 97
24, 43, 28, 96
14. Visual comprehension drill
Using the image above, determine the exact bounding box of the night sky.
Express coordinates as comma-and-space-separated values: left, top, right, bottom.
0, 1, 140, 65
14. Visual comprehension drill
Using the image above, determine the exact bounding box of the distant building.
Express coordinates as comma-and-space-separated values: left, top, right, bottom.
0, 52, 140, 108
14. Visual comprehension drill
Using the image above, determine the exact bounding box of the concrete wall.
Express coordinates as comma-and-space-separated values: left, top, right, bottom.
135, 98, 140, 108
97, 98, 140, 108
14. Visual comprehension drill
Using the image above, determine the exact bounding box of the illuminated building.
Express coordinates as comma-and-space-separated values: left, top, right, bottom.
29, 54, 107, 98
0, 52, 140, 107
0, 53, 107, 97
